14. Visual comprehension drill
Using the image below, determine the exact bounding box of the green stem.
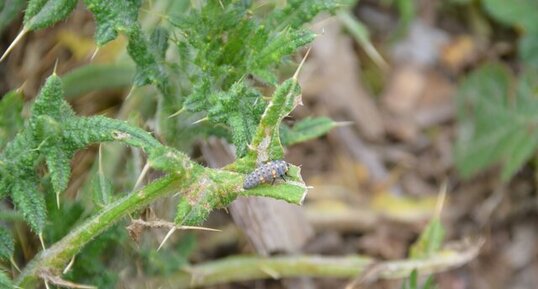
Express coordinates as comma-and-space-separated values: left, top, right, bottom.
14, 164, 307, 287
15, 174, 184, 288
141, 241, 481, 288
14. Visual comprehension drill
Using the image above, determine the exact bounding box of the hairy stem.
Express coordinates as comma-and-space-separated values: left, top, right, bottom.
15, 163, 307, 288
15, 174, 186, 288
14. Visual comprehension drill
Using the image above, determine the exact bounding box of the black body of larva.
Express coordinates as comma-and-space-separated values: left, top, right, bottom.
243, 160, 289, 189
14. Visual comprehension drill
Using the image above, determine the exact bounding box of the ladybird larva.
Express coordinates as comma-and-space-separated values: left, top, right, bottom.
243, 160, 289, 189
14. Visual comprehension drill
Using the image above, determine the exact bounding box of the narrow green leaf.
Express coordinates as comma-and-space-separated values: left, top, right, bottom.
24, 0, 78, 31
280, 117, 336, 146
61, 63, 135, 99
45, 148, 71, 195
0, 90, 24, 150
409, 218, 445, 259
0, 226, 14, 260
11, 179, 47, 233
91, 174, 112, 208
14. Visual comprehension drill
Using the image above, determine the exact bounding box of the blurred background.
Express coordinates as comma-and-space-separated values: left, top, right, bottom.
1, 0, 537, 288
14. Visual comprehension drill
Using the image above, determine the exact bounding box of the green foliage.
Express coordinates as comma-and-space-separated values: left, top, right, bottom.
405, 216, 444, 289
0, 90, 24, 151
401, 270, 436, 289
455, 64, 538, 180
6, 1, 336, 287
409, 217, 445, 259
482, 0, 538, 70
281, 117, 337, 146
61, 63, 135, 99
82, 0, 142, 46
0, 0, 25, 33
0, 74, 165, 232
91, 174, 113, 209
0, 270, 13, 289
63, 225, 127, 288
24, 0, 78, 31
248, 79, 301, 162
268, 0, 341, 29
140, 233, 195, 276
0, 226, 14, 261
168, 0, 321, 156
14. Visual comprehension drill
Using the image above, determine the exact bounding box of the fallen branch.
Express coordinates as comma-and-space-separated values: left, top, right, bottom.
139, 239, 482, 288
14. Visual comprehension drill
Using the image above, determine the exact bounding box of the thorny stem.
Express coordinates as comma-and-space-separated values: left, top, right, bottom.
140, 241, 481, 288
15, 165, 306, 288
15, 175, 184, 288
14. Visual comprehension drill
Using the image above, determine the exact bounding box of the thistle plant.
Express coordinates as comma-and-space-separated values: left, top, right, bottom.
0, 0, 342, 287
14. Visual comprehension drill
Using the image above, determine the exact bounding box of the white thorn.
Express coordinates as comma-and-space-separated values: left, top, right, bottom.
179, 226, 221, 232
125, 85, 136, 100
44, 280, 50, 289
10, 256, 21, 272
52, 59, 59, 75
56, 192, 61, 209
0, 28, 28, 63
192, 117, 208, 125
38, 233, 46, 251
293, 46, 312, 81
435, 180, 448, 217
63, 256, 76, 274
168, 107, 185, 118
133, 162, 150, 191
89, 47, 99, 62
157, 227, 176, 251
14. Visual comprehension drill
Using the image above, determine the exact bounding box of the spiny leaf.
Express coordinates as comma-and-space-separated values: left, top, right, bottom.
45, 148, 71, 195
280, 117, 336, 146
0, 73, 168, 232
409, 217, 445, 259
11, 179, 46, 233
127, 26, 171, 92
24, 0, 78, 31
62, 116, 162, 152
269, 0, 341, 29
91, 174, 112, 208
254, 29, 315, 70
30, 74, 74, 122
82, 0, 142, 46
247, 78, 302, 164
0, 226, 14, 260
